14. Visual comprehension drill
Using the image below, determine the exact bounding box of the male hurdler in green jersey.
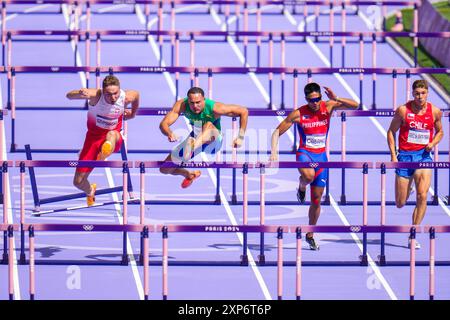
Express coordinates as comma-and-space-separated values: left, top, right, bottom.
159, 87, 248, 188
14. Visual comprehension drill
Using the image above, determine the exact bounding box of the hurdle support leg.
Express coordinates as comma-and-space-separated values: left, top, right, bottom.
139, 163, 146, 266
432, 169, 439, 205
429, 227, 435, 300
2, 163, 8, 265
323, 178, 330, 205
121, 163, 129, 266
162, 226, 168, 300
10, 68, 17, 152
120, 143, 135, 197
410, 227, 416, 300
25, 144, 42, 211
277, 227, 283, 300
29, 225, 35, 300
241, 164, 249, 266
2, 230, 7, 264
215, 168, 221, 204
360, 163, 369, 266
379, 164, 386, 266
8, 225, 14, 300
231, 168, 237, 204
19, 162, 26, 264
296, 227, 302, 300
340, 112, 346, 205
20, 224, 26, 264
143, 226, 149, 300
258, 165, 266, 265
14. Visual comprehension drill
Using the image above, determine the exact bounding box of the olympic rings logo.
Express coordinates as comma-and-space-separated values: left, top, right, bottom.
350, 226, 361, 233
83, 225, 94, 231
309, 162, 319, 168
69, 162, 79, 167
276, 111, 286, 116
51, 67, 60, 72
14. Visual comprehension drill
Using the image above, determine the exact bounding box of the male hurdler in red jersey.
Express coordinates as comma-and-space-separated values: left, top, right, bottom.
271, 83, 359, 250
66, 75, 140, 206
387, 79, 443, 249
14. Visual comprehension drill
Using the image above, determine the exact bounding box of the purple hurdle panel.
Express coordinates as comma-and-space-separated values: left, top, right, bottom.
24, 223, 147, 300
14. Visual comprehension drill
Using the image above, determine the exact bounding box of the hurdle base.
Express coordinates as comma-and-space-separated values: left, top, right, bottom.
323, 195, 331, 205
10, 143, 17, 152
19, 253, 26, 265
240, 254, 249, 266
432, 195, 439, 205
339, 194, 347, 205
2, 253, 8, 265
359, 255, 368, 266
378, 255, 386, 266
214, 194, 222, 205
121, 255, 129, 266
258, 254, 266, 265
230, 194, 237, 205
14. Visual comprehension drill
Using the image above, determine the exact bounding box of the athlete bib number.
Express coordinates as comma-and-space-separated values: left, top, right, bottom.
96, 115, 119, 130
305, 134, 327, 149
407, 129, 430, 145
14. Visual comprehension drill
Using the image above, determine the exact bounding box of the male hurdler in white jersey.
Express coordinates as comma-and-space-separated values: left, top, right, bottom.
66, 75, 140, 206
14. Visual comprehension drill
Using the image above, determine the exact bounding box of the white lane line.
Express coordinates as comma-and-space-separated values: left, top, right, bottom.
61, 4, 144, 300
0, 61, 21, 301
212, 5, 397, 299
329, 196, 397, 300
135, 5, 273, 300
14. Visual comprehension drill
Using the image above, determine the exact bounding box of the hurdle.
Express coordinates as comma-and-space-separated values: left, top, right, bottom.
156, 223, 442, 300
24, 223, 148, 299
294, 224, 441, 300
7, 222, 449, 299
338, 111, 450, 206
5, 30, 448, 87
254, 161, 371, 265
17, 160, 134, 265
23, 144, 135, 214
377, 161, 450, 266
7, 65, 448, 151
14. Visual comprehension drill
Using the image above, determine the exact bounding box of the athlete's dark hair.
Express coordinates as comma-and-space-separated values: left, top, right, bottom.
187, 87, 205, 97
412, 80, 428, 91
304, 82, 321, 96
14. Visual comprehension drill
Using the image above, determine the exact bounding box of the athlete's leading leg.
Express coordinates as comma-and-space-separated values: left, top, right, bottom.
412, 169, 432, 225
